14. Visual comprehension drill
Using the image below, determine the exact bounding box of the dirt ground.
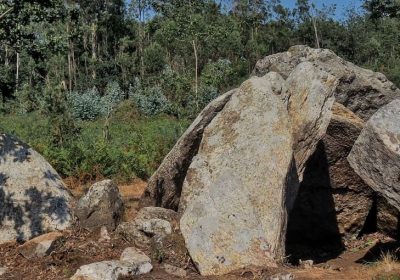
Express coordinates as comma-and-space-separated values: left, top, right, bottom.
1, 180, 400, 280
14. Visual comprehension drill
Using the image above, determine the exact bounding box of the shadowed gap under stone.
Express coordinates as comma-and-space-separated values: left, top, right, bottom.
286, 141, 344, 264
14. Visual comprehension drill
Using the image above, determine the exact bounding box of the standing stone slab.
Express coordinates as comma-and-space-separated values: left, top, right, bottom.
141, 90, 235, 210
75, 180, 124, 231
348, 99, 400, 211
285, 62, 338, 180
253, 45, 400, 121
0, 134, 73, 244
179, 75, 297, 276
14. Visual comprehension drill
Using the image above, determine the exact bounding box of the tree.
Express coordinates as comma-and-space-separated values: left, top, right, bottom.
364, 0, 400, 18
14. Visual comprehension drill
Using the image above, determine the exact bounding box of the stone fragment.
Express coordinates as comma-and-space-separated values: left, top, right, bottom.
18, 231, 64, 259
75, 180, 124, 231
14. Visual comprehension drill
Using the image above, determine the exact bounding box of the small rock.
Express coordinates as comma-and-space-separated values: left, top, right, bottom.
136, 207, 179, 223
75, 180, 124, 231
70, 260, 149, 280
163, 264, 187, 278
18, 232, 64, 259
116, 222, 150, 246
299, 259, 314, 269
269, 273, 295, 280
120, 247, 152, 274
98, 226, 111, 243
135, 218, 172, 236
0, 267, 7, 276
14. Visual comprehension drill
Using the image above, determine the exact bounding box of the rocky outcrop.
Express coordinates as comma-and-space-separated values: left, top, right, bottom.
75, 180, 124, 231
287, 103, 374, 246
0, 134, 73, 244
179, 74, 297, 275
253, 45, 400, 120
141, 90, 235, 210
348, 99, 400, 211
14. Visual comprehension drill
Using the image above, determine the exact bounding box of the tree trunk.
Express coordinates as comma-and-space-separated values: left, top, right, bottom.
16, 52, 20, 93
5, 45, 9, 67
91, 23, 97, 80
192, 39, 199, 110
0, 8, 12, 21
312, 17, 320, 49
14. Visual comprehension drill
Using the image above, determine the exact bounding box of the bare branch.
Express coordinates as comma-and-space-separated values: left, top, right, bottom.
0, 8, 13, 21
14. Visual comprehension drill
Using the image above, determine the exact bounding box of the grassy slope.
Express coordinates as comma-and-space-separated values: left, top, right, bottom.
0, 109, 189, 184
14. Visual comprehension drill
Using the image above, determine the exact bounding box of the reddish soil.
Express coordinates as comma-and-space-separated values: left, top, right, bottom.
1, 180, 400, 280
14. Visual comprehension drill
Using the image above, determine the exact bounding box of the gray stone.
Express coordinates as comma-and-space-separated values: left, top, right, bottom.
18, 231, 64, 259
141, 90, 236, 210
70, 259, 151, 280
135, 207, 179, 230
0, 134, 73, 244
253, 45, 400, 120
98, 226, 111, 243
0, 267, 7, 276
269, 273, 295, 280
135, 218, 172, 236
348, 99, 400, 211
285, 62, 338, 181
75, 180, 124, 231
116, 222, 150, 246
179, 74, 297, 275
120, 247, 152, 274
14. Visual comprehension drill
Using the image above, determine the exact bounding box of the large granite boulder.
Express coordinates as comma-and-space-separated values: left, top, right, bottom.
75, 180, 124, 231
348, 99, 400, 211
178, 74, 297, 276
253, 45, 400, 120
0, 134, 73, 244
141, 90, 236, 210
287, 103, 374, 248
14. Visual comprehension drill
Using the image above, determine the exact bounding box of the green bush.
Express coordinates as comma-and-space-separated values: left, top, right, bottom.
144, 42, 166, 75
68, 87, 104, 120
0, 111, 189, 183
129, 81, 170, 116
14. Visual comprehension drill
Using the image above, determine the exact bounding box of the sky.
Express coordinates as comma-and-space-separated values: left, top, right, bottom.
126, 0, 366, 21
280, 0, 364, 19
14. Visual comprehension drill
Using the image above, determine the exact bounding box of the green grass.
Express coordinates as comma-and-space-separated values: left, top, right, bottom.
0, 107, 189, 184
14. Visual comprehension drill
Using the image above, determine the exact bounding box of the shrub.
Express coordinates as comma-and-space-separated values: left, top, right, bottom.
129, 80, 170, 116
144, 42, 166, 75
68, 87, 103, 120
67, 82, 126, 120
102, 81, 126, 116
201, 59, 234, 90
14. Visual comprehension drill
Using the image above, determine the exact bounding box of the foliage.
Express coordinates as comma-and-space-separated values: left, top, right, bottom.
129, 83, 170, 116
67, 88, 104, 120
0, 110, 189, 183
